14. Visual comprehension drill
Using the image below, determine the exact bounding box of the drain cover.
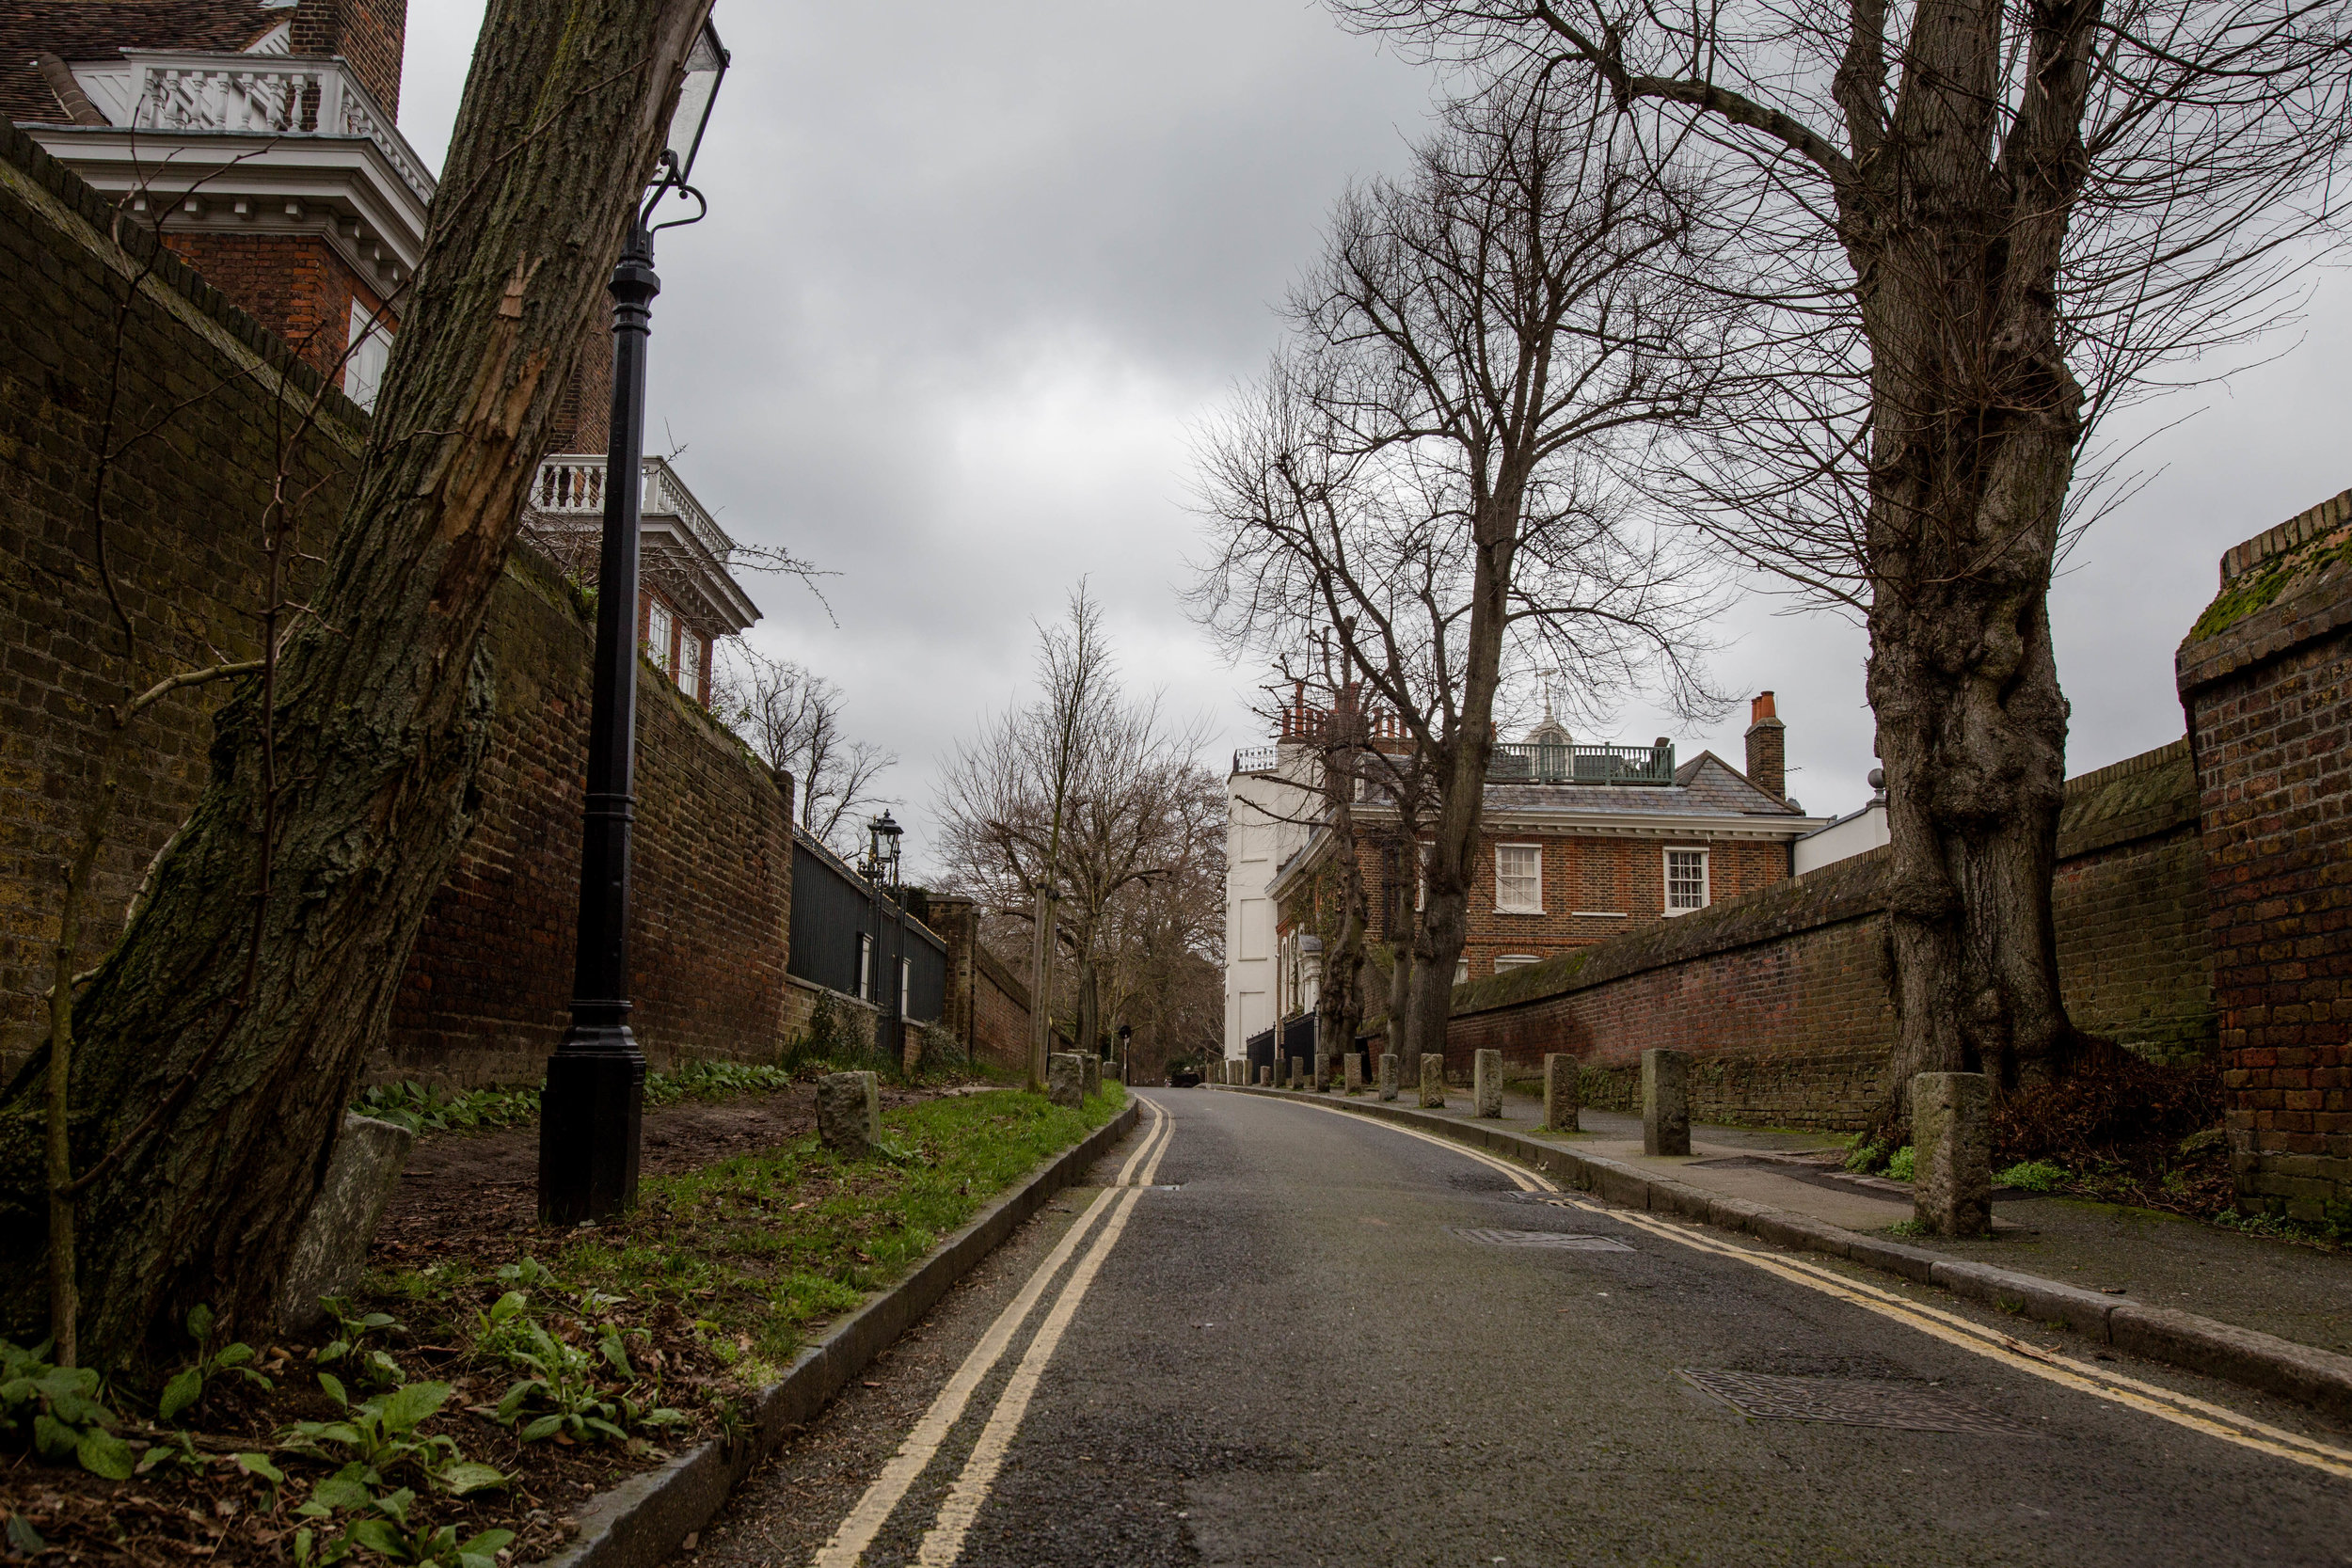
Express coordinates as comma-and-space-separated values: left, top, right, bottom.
1450, 1227, 1633, 1251
1678, 1369, 2033, 1434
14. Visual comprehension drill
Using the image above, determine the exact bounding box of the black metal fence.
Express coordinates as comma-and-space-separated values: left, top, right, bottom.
788, 828, 946, 1022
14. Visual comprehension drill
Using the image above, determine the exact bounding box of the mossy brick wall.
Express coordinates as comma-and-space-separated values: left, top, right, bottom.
377, 550, 794, 1085
0, 119, 362, 1073
1439, 740, 2215, 1131
0, 120, 795, 1090
2178, 489, 2352, 1221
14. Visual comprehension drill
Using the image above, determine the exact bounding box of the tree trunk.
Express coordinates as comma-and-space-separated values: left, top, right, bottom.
1025, 883, 1055, 1089
1849, 0, 2090, 1124
0, 0, 712, 1364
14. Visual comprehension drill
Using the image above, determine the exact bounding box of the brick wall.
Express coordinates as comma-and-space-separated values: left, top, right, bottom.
0, 119, 361, 1071
293, 0, 406, 116
1437, 740, 2216, 1130
0, 119, 797, 1090
2178, 488, 2352, 1221
928, 895, 1040, 1075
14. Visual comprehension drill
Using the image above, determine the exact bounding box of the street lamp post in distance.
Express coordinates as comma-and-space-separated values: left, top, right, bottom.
537, 16, 730, 1228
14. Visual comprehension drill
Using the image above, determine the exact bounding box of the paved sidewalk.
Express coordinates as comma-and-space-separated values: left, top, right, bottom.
1287, 1082, 2352, 1358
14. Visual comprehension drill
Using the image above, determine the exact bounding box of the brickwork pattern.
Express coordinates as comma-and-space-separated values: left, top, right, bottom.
2180, 518, 2352, 1218
0, 120, 362, 1069
159, 232, 392, 387
925, 895, 1037, 1075
380, 551, 793, 1085
291, 0, 406, 117
1436, 742, 2217, 1130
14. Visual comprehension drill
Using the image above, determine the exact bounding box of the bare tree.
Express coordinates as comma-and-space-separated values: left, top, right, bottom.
1194, 81, 1728, 1073
933, 591, 1213, 1082
712, 644, 896, 853
0, 0, 717, 1365
1334, 0, 2352, 1113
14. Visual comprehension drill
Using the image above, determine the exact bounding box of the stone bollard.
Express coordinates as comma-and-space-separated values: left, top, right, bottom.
1378, 1053, 1399, 1101
278, 1113, 415, 1331
1542, 1053, 1580, 1133
1473, 1049, 1503, 1117
1641, 1048, 1691, 1156
1420, 1053, 1446, 1108
1343, 1053, 1364, 1092
1108, 1060, 1125, 1085
1912, 1071, 1992, 1237
1047, 1053, 1086, 1108
1258, 1065, 1272, 1086
818, 1070, 882, 1154
1083, 1054, 1101, 1101
1288, 1055, 1303, 1089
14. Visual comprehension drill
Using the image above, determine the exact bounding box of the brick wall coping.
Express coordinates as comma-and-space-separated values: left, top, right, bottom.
1442, 736, 2198, 1024
970, 939, 1034, 1015
2178, 522, 2352, 699
2218, 487, 2352, 585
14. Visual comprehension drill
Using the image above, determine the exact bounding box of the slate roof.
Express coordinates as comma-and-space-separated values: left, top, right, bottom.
1, 1, 281, 123
1370, 750, 1804, 821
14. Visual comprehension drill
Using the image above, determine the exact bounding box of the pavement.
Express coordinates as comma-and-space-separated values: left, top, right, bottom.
681, 1088, 2352, 1567
1359, 1084, 2352, 1358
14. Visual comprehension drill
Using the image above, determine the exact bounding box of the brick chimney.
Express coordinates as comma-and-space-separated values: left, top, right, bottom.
293, 0, 407, 117
1744, 690, 1786, 800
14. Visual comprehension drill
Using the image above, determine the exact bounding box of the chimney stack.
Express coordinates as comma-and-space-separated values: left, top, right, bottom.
293, 0, 408, 117
1744, 690, 1786, 800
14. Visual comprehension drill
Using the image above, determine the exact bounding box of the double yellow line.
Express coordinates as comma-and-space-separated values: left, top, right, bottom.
812, 1098, 1176, 1568
1279, 1097, 2352, 1481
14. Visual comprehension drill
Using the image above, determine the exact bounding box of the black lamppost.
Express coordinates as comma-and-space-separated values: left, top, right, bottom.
538, 20, 730, 1227
864, 812, 905, 1064
1117, 1022, 1131, 1083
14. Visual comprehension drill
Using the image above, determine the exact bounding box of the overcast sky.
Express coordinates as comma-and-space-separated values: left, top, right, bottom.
401, 2, 2351, 874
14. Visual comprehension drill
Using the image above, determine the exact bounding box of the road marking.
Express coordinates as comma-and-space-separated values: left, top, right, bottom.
808, 1100, 1172, 1568
912, 1097, 1176, 1566
1256, 1095, 2352, 1480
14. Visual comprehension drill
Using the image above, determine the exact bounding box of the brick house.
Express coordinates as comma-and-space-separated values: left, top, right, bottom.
1244, 693, 1823, 1035
6, 0, 424, 404
7, 0, 760, 703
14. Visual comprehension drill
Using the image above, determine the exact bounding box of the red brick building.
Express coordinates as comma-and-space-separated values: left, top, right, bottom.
1259, 693, 1823, 1017
6, 0, 424, 403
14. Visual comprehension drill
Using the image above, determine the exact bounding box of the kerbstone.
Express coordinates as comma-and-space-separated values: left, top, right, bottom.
1420, 1054, 1446, 1108
278, 1113, 414, 1332
818, 1070, 882, 1153
1378, 1053, 1399, 1101
1048, 1053, 1086, 1109
1641, 1048, 1691, 1156
1543, 1053, 1580, 1132
1473, 1049, 1503, 1117
1912, 1070, 1991, 1236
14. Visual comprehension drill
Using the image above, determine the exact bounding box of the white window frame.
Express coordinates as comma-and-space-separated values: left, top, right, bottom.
678, 628, 702, 699
343, 299, 391, 412
1454, 956, 1470, 985
646, 598, 675, 673
1664, 847, 1710, 915
1493, 954, 1541, 973
855, 932, 873, 999
1495, 842, 1545, 914
900, 957, 912, 1015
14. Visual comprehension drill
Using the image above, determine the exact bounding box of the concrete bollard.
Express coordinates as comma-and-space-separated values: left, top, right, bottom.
1420, 1053, 1446, 1108
1259, 1065, 1272, 1086
1912, 1071, 1992, 1237
1542, 1053, 1580, 1133
1083, 1054, 1101, 1101
1641, 1048, 1691, 1156
1047, 1053, 1086, 1109
818, 1070, 882, 1154
279, 1113, 416, 1330
1343, 1053, 1365, 1092
1378, 1053, 1399, 1101
1108, 1060, 1125, 1085
1473, 1049, 1503, 1117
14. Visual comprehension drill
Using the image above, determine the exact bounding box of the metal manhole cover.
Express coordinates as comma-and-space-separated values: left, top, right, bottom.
1449, 1227, 1633, 1251
1678, 1369, 2034, 1434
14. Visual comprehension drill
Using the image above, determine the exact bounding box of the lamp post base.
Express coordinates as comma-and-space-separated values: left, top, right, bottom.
537, 1030, 645, 1226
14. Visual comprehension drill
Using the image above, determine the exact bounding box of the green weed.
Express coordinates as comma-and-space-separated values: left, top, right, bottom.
1884, 1146, 1916, 1183
1994, 1160, 2070, 1193
0, 1338, 131, 1479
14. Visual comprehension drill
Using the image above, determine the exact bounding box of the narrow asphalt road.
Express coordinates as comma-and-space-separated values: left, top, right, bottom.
689, 1088, 2352, 1567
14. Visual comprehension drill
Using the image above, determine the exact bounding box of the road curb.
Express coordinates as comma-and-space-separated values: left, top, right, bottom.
1216, 1084, 2352, 1423
538, 1099, 1143, 1568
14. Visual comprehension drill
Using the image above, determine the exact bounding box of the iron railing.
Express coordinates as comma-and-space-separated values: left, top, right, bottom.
1489, 740, 1676, 785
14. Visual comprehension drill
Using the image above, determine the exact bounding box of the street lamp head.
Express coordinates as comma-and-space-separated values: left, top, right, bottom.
1118, 1023, 1132, 1044
666, 17, 729, 187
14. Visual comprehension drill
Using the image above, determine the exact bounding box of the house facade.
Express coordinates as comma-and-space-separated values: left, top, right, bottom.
1231, 692, 1824, 1066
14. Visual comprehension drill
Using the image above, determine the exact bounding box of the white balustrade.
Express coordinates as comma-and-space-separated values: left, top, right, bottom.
119, 52, 435, 204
